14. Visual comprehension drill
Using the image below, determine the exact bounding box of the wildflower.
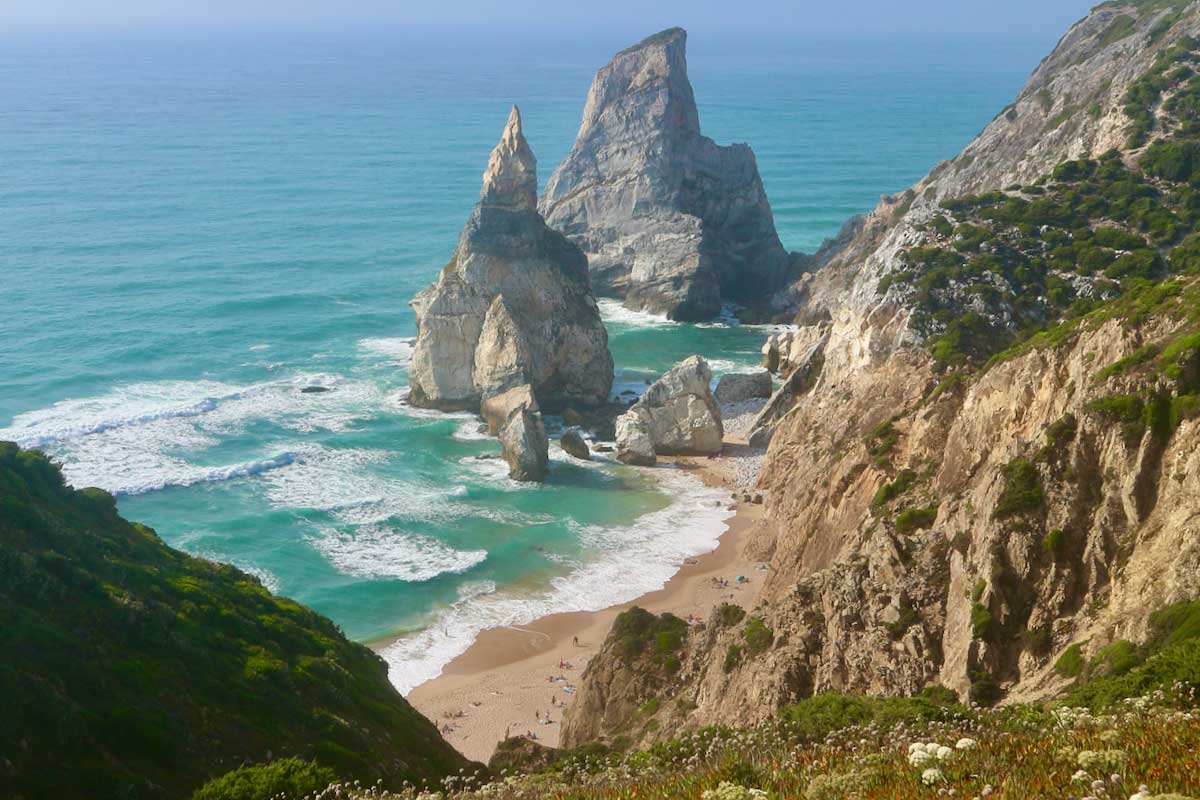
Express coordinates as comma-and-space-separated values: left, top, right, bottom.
1073, 770, 1092, 783
922, 767, 946, 785
955, 737, 977, 750
936, 745, 954, 761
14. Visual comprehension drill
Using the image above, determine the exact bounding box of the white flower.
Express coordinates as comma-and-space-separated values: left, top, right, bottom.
1072, 770, 1091, 783
922, 767, 946, 785
936, 745, 954, 761
955, 737, 977, 750
909, 749, 935, 767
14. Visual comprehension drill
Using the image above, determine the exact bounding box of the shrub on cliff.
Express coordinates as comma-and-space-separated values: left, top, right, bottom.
192, 759, 336, 800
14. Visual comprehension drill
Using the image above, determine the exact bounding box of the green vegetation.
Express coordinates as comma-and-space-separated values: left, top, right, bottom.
778, 688, 962, 739
865, 416, 900, 463
1042, 527, 1067, 557
613, 607, 688, 674
192, 759, 336, 800
993, 459, 1045, 519
971, 602, 995, 640
0, 444, 467, 800
1036, 413, 1078, 462
1065, 600, 1200, 708
743, 617, 775, 655
894, 504, 939, 534
872, 468, 916, 507
713, 602, 746, 628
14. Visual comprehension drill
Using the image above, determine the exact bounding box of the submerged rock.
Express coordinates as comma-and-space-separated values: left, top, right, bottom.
616, 356, 723, 463
408, 106, 614, 481
541, 28, 792, 321
714, 370, 773, 405
559, 429, 591, 461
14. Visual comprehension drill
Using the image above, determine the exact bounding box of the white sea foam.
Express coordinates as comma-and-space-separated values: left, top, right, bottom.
381, 466, 734, 693
358, 336, 416, 367
452, 420, 490, 441
0, 375, 390, 495
307, 524, 487, 582
249, 343, 272, 351
597, 298, 679, 328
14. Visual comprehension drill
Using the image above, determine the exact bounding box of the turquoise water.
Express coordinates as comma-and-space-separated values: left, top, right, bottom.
0, 31, 1044, 691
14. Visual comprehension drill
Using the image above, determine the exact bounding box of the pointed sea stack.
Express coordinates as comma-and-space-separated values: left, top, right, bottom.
409, 107, 614, 480
540, 28, 791, 321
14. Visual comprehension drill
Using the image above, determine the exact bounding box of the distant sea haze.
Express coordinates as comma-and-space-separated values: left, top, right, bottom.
0, 31, 1045, 692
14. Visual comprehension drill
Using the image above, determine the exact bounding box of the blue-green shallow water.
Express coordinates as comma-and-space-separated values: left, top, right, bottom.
0, 31, 1045, 691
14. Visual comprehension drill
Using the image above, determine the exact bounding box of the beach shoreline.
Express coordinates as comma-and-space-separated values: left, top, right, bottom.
394, 444, 768, 763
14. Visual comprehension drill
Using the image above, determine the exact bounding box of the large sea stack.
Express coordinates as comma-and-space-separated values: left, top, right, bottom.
409, 107, 614, 480
540, 28, 792, 321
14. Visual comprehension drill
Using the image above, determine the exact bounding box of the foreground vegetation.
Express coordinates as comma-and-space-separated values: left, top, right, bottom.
0, 444, 466, 799
279, 687, 1199, 800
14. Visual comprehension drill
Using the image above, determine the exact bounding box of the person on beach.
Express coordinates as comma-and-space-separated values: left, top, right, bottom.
572, 635, 579, 646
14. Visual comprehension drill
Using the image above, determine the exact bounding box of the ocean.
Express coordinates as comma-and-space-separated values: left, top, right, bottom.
0, 29, 1047, 692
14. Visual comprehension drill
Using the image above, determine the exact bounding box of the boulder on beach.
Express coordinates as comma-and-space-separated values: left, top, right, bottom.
616, 356, 723, 464
559, 429, 591, 461
713, 370, 772, 405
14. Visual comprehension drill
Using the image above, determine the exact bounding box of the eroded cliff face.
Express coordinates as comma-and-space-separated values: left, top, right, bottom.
540, 28, 794, 321
562, 1, 1200, 747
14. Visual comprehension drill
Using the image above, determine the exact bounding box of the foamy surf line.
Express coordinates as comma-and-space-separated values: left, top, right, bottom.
379, 466, 734, 695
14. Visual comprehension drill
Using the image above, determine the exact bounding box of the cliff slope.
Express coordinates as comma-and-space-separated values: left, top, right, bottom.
563, 0, 1200, 747
0, 444, 469, 799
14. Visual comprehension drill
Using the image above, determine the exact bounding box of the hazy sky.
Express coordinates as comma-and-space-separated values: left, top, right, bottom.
4, 0, 1096, 40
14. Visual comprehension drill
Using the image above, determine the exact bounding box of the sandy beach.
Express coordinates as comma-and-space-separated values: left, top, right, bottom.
400, 433, 769, 764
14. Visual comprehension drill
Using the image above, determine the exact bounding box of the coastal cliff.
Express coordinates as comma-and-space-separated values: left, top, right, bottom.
540, 28, 795, 321
562, 0, 1200, 747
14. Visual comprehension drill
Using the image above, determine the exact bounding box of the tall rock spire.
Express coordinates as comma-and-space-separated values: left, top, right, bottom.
480, 105, 538, 210
407, 107, 614, 482
540, 28, 793, 322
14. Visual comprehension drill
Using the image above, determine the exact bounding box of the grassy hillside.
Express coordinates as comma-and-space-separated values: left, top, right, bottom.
0, 443, 468, 799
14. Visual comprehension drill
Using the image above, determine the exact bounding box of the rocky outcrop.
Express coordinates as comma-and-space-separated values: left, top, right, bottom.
615, 356, 723, 464
540, 28, 793, 321
713, 370, 773, 405
408, 106, 615, 480
559, 429, 591, 461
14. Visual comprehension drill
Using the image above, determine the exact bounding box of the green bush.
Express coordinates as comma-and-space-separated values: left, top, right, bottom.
873, 469, 916, 507
971, 602, 994, 640
713, 603, 746, 628
895, 505, 939, 534
993, 459, 1045, 519
724, 644, 743, 673
743, 617, 775, 655
192, 759, 336, 800
780, 689, 962, 742
1055, 643, 1086, 678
